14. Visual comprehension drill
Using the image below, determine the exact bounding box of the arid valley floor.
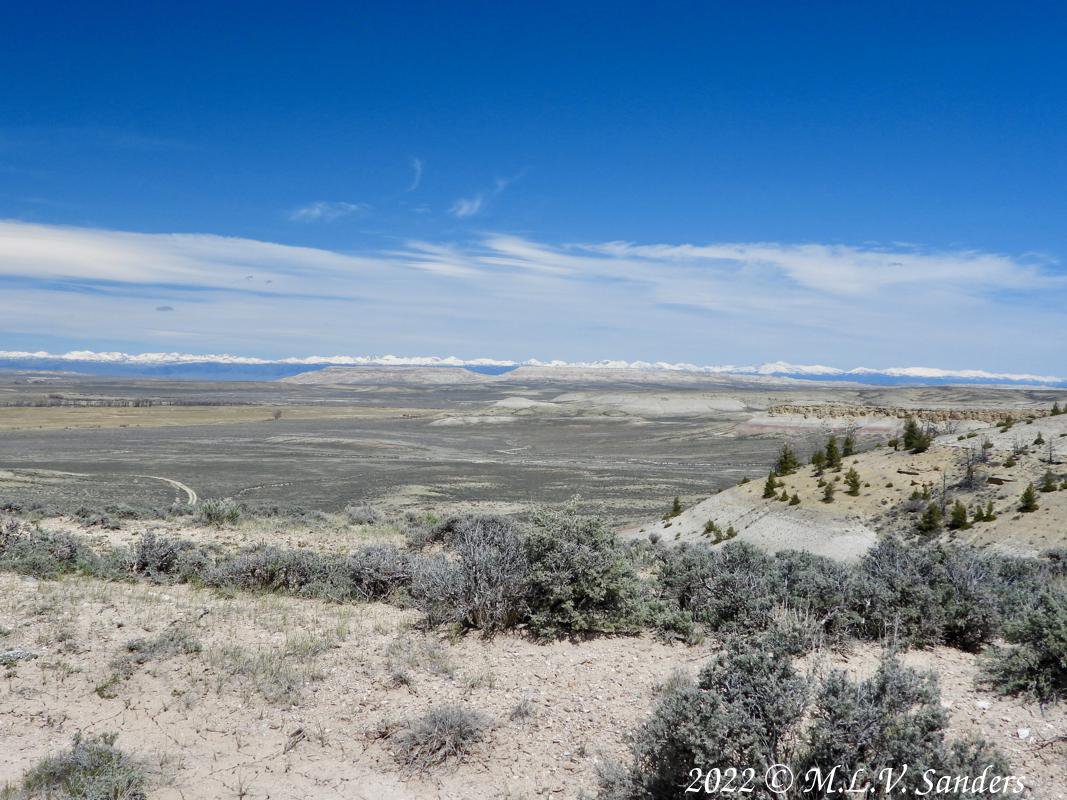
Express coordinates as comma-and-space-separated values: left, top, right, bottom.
1, 366, 1065, 799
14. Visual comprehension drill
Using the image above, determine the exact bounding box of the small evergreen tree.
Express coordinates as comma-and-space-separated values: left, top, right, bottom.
1051, 401, 1062, 416
822, 482, 835, 503
842, 431, 856, 457
762, 472, 779, 499
1040, 470, 1058, 493
887, 437, 900, 451
917, 503, 942, 534
774, 444, 801, 476
810, 450, 827, 475
789, 492, 800, 506
664, 496, 683, 520
844, 467, 861, 496
1019, 484, 1039, 513
825, 436, 842, 471
947, 500, 970, 530
779, 488, 790, 502
902, 416, 933, 453
985, 500, 996, 521
1034, 433, 1045, 446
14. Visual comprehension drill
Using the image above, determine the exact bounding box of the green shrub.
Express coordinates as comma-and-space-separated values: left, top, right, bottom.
798, 657, 1008, 796
343, 504, 383, 525
605, 635, 806, 799
0, 525, 129, 581
195, 498, 241, 526
411, 516, 527, 635
342, 544, 415, 602
853, 538, 946, 647
206, 546, 343, 597
938, 547, 1001, 651
608, 652, 1008, 800
772, 550, 858, 647
133, 531, 211, 581
980, 588, 1067, 704
16, 732, 146, 799
859, 540, 1005, 650
657, 542, 777, 634
523, 505, 646, 638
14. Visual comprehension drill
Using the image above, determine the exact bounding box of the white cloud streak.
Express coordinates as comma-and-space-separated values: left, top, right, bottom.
449, 173, 521, 218
449, 195, 483, 218
0, 219, 1064, 375
407, 158, 423, 192
288, 201, 368, 222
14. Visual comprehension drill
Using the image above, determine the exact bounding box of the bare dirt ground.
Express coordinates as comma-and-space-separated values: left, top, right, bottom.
1, 571, 1063, 799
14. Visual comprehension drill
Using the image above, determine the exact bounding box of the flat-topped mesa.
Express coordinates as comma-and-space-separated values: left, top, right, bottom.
766, 404, 1047, 423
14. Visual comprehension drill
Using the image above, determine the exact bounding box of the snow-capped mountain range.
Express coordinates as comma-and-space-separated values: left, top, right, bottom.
0, 350, 1062, 387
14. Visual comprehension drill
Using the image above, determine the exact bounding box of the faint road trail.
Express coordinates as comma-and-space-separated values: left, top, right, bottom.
138, 475, 198, 505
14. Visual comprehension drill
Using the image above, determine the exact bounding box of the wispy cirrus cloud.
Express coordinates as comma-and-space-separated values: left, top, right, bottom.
449, 195, 484, 218
288, 201, 368, 222
0, 219, 1064, 373
449, 174, 520, 218
407, 158, 423, 192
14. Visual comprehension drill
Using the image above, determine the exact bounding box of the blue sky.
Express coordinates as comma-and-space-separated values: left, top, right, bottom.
2, 2, 1066, 374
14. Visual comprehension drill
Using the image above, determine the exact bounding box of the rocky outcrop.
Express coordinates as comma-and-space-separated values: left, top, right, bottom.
766, 404, 1043, 424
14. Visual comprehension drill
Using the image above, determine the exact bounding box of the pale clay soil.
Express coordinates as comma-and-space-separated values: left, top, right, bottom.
0, 572, 1064, 800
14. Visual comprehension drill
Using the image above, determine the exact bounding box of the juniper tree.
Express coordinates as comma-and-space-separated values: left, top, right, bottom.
825, 436, 842, 471
842, 431, 856, 457
789, 492, 800, 506
1034, 433, 1045, 446
779, 489, 790, 502
810, 450, 827, 475
947, 501, 970, 530
844, 468, 861, 496
1052, 401, 1062, 416
1019, 484, 1039, 513
902, 416, 933, 453
774, 444, 801, 476
822, 482, 835, 503
917, 503, 942, 534
1040, 470, 1057, 493
762, 472, 779, 499
984, 500, 996, 521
